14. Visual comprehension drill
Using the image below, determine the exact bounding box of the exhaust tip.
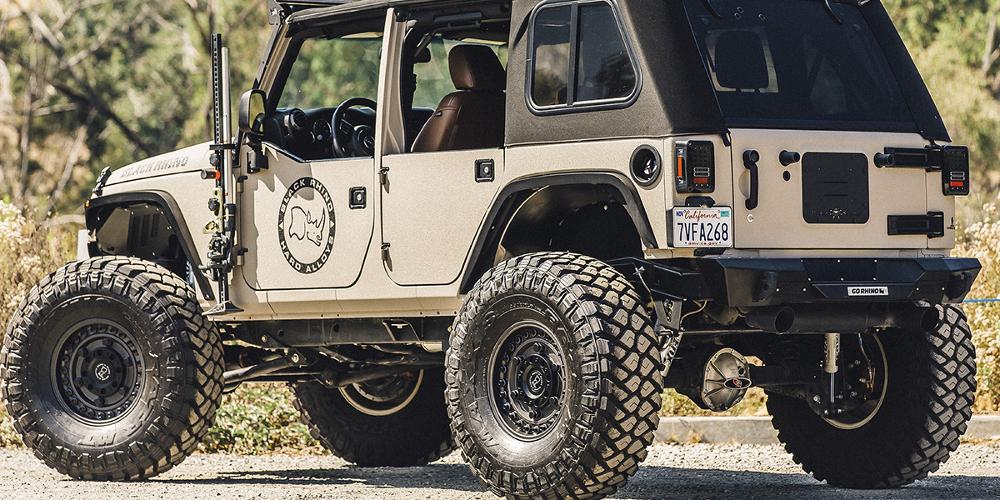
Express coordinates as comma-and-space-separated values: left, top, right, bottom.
919, 306, 941, 331
746, 307, 795, 334
773, 307, 795, 334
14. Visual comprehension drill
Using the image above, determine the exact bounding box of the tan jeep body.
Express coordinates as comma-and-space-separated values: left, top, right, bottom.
92, 0, 970, 322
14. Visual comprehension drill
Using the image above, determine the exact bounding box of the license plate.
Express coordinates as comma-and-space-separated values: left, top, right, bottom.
672, 207, 733, 248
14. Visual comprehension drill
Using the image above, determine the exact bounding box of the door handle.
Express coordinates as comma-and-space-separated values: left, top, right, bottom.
349, 187, 367, 209
743, 150, 760, 211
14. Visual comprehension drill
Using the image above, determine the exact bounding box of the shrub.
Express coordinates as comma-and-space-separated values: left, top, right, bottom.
200, 384, 323, 455
956, 203, 1000, 413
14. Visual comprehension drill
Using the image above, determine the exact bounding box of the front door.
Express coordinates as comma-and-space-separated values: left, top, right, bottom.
241, 28, 384, 290
241, 151, 375, 290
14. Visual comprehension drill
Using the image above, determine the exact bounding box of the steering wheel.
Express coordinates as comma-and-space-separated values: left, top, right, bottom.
331, 97, 377, 158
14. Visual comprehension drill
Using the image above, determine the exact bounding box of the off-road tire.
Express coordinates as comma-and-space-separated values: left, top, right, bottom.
1, 257, 224, 480
446, 252, 662, 499
766, 304, 976, 488
292, 367, 453, 466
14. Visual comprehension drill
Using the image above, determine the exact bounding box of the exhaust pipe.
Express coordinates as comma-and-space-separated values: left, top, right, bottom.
745, 306, 795, 334
745, 305, 939, 334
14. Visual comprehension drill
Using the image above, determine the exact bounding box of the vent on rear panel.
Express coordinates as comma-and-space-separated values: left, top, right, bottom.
801, 152, 870, 224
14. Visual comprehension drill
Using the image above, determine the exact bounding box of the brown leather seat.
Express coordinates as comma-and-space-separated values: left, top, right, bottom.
411, 45, 506, 153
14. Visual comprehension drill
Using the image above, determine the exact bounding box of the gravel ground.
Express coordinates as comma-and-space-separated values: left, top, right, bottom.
1, 443, 998, 499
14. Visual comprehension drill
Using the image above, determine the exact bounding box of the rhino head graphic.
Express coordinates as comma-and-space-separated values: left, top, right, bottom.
287, 206, 327, 247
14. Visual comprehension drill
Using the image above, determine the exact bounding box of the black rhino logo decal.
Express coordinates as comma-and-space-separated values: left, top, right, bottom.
278, 178, 336, 274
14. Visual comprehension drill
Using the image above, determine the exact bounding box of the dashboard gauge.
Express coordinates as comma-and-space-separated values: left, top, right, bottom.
312, 120, 333, 143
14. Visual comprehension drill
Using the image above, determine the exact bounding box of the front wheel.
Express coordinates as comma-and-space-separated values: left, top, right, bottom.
1, 257, 224, 480
447, 253, 662, 499
766, 304, 976, 488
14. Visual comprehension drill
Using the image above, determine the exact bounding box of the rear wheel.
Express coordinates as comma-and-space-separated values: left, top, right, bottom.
292, 367, 453, 466
766, 305, 976, 488
447, 253, 662, 499
1, 257, 224, 480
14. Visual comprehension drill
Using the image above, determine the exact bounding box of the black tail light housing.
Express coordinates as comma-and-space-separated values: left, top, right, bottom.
674, 140, 715, 193
941, 146, 970, 196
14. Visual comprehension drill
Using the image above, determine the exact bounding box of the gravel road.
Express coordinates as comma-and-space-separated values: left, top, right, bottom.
2, 443, 998, 499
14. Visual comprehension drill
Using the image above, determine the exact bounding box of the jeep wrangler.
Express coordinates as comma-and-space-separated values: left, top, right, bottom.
1, 0, 981, 497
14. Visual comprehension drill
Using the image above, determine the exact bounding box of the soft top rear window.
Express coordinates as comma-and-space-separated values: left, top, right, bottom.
684, 0, 918, 133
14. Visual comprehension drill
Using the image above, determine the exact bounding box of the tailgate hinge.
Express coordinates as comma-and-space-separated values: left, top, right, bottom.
887, 211, 945, 239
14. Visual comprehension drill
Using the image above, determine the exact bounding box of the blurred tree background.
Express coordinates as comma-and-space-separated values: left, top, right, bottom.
0, 0, 270, 216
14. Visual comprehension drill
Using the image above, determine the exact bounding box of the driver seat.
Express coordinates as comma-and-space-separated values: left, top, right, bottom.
411, 45, 506, 153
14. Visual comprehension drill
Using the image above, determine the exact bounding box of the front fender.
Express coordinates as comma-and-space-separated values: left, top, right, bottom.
85, 191, 214, 301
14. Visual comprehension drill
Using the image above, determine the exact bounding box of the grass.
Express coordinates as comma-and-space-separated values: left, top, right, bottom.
200, 384, 324, 455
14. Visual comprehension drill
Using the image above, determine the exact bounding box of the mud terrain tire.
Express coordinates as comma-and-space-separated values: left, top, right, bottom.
446, 252, 662, 499
1, 257, 224, 480
766, 304, 976, 488
292, 367, 453, 466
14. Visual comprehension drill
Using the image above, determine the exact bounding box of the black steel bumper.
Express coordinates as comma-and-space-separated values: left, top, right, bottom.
614, 257, 981, 307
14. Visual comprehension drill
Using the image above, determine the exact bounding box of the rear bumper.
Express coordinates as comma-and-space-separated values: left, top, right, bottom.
616, 257, 981, 307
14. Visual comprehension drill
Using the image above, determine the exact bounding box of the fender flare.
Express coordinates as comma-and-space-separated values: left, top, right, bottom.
460, 172, 657, 293
85, 191, 214, 301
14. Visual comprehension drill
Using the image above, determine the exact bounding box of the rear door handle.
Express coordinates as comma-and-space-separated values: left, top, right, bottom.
743, 150, 760, 210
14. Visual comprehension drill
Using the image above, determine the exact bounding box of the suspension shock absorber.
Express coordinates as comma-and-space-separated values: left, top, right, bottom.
822, 332, 841, 416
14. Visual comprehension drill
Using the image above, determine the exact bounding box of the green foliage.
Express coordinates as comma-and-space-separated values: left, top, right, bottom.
280, 36, 383, 109
200, 384, 324, 455
957, 206, 1000, 413
660, 388, 769, 417
0, 1, 270, 215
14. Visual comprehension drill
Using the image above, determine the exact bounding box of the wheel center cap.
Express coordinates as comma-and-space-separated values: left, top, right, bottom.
528, 371, 544, 393
94, 363, 111, 382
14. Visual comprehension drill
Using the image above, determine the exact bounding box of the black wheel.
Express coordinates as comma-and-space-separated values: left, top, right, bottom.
766, 304, 976, 488
447, 252, 662, 499
1, 257, 224, 480
292, 367, 453, 466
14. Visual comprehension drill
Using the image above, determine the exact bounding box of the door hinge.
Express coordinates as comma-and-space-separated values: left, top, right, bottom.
236, 175, 247, 193
381, 242, 391, 260
379, 166, 390, 187
236, 247, 247, 267
888, 211, 945, 239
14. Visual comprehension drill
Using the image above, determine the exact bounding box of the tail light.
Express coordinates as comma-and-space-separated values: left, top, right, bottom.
941, 146, 970, 196
674, 140, 715, 194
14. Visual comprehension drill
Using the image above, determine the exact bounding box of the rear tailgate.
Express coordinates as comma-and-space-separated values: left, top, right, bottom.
730, 129, 954, 250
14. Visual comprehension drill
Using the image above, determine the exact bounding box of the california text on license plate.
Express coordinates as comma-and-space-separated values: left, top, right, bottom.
672, 207, 733, 248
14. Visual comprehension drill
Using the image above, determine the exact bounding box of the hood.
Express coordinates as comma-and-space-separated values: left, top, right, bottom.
105, 142, 211, 185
